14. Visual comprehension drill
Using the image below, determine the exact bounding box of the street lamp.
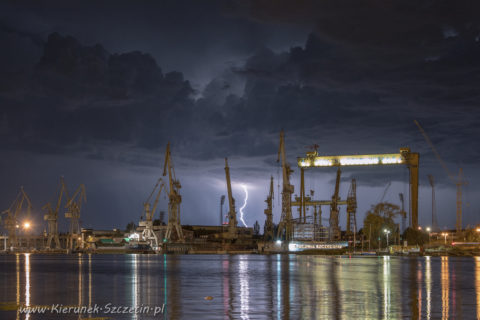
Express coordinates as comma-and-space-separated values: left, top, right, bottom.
426, 227, 431, 242
441, 233, 448, 245
384, 229, 391, 249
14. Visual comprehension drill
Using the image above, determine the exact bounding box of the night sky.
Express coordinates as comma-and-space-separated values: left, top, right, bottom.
1, 0, 479, 234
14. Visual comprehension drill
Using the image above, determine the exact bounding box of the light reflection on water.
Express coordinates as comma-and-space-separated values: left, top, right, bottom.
1, 254, 480, 319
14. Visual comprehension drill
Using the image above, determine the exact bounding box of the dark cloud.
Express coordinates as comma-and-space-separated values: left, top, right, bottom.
1, 1, 479, 230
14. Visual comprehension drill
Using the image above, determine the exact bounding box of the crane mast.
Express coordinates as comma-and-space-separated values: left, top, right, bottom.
224, 158, 238, 238
427, 175, 439, 231
140, 178, 166, 248
65, 184, 86, 250
43, 177, 68, 249
1, 187, 32, 248
329, 167, 342, 240
264, 176, 274, 241
162, 143, 184, 242
346, 179, 357, 236
415, 120, 467, 233
276, 130, 294, 240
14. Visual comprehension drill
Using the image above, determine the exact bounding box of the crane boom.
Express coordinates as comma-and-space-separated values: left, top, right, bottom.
414, 120, 455, 182
415, 120, 466, 232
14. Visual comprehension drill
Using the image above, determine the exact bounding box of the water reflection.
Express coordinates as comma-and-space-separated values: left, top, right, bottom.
425, 256, 431, 320
6, 255, 480, 319
383, 256, 390, 319
476, 257, 480, 319
441, 256, 449, 320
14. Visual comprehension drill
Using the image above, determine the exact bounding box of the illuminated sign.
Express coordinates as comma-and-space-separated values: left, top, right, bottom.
288, 241, 348, 251
298, 154, 405, 167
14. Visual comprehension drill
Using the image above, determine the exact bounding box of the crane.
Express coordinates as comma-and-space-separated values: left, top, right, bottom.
329, 167, 342, 240
264, 176, 274, 241
1, 187, 32, 248
224, 158, 238, 238
346, 179, 357, 236
162, 142, 184, 242
43, 177, 68, 249
140, 178, 166, 249
415, 120, 467, 233
276, 130, 294, 241
65, 184, 86, 249
220, 195, 225, 225
427, 174, 439, 231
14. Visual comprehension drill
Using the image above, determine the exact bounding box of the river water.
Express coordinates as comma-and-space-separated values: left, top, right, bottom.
0, 254, 479, 319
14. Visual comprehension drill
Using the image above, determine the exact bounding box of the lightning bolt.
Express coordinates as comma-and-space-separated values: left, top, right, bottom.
239, 184, 248, 227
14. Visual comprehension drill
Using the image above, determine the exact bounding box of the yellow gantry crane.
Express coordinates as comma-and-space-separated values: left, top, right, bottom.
414, 120, 467, 233
140, 177, 166, 248
224, 158, 238, 239
276, 130, 294, 241
162, 143, 184, 242
65, 184, 86, 250
263, 176, 274, 241
1, 187, 32, 248
43, 177, 68, 249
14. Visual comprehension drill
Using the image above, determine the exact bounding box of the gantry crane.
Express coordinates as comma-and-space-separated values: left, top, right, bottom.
298, 147, 419, 229
427, 174, 439, 231
346, 179, 357, 236
1, 187, 32, 248
224, 158, 238, 239
43, 177, 68, 249
65, 184, 86, 250
264, 176, 274, 241
276, 130, 294, 240
329, 167, 342, 240
140, 178, 166, 248
415, 120, 467, 233
162, 143, 184, 242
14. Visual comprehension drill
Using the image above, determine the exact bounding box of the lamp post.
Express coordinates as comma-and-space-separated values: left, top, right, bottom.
23, 221, 31, 250
384, 229, 391, 249
426, 227, 431, 243
441, 232, 448, 245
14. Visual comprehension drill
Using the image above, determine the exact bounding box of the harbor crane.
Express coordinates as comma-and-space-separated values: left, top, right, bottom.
329, 167, 342, 240
65, 184, 86, 250
1, 187, 32, 248
43, 177, 68, 249
276, 130, 294, 240
427, 174, 439, 231
219, 195, 225, 225
264, 176, 274, 241
224, 158, 238, 239
298, 147, 420, 229
346, 179, 357, 236
414, 120, 467, 233
162, 143, 184, 242
140, 178, 166, 248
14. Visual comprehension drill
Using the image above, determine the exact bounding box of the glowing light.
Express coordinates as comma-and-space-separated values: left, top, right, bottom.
314, 159, 333, 166
276, 240, 282, 245
339, 157, 379, 166
23, 222, 31, 229
239, 185, 248, 227
129, 233, 140, 240
381, 156, 403, 164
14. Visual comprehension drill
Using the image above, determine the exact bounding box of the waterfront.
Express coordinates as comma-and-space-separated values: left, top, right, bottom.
1, 254, 479, 319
